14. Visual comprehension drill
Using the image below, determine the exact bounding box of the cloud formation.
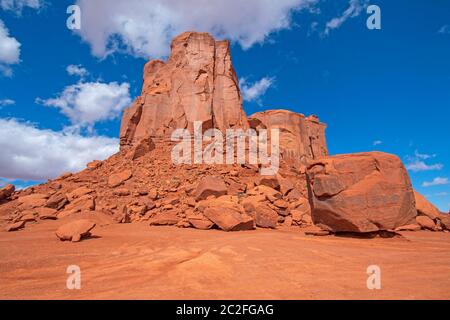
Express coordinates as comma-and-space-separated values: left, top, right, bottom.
0, 98, 15, 106
372, 140, 382, 146
438, 25, 450, 34
0, 118, 119, 181
406, 160, 443, 173
38, 81, 132, 131
0, 0, 41, 11
405, 151, 443, 173
66, 64, 89, 78
239, 77, 275, 103
0, 19, 21, 76
74, 0, 318, 59
422, 177, 449, 188
324, 0, 366, 35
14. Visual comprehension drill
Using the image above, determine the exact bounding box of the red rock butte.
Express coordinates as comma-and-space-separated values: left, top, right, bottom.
120, 32, 249, 146
1, 31, 449, 240
119, 31, 328, 165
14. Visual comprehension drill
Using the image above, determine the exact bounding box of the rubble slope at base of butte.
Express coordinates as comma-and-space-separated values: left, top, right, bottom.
0, 31, 448, 242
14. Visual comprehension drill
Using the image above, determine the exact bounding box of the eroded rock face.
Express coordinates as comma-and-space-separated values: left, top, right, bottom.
0, 184, 15, 201
307, 152, 417, 233
120, 31, 248, 148
416, 216, 436, 231
249, 110, 328, 164
414, 191, 441, 220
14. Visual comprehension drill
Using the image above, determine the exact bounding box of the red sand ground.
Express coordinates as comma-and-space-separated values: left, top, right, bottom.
1, 221, 449, 300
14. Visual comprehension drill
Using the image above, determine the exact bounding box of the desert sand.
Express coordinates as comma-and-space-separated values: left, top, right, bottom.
1, 221, 449, 300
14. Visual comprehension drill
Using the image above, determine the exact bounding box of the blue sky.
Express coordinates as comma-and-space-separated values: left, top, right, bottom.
0, 0, 449, 211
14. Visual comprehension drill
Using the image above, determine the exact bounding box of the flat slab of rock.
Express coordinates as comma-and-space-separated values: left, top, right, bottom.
149, 212, 180, 226
35, 207, 58, 220
6, 221, 25, 232
187, 214, 214, 230
307, 152, 417, 233
108, 169, 133, 188
17, 193, 49, 210
395, 224, 421, 232
194, 176, 227, 201
55, 219, 96, 242
203, 207, 254, 232
66, 186, 94, 201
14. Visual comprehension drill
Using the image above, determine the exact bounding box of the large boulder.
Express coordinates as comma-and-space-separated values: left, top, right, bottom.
17, 193, 49, 210
119, 31, 248, 148
203, 207, 254, 232
253, 205, 278, 229
307, 152, 417, 233
200, 196, 254, 231
55, 219, 96, 242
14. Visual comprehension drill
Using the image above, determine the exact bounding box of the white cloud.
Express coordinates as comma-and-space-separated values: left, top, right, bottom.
0, 19, 21, 75
239, 77, 275, 103
66, 64, 89, 78
406, 160, 443, 173
74, 0, 318, 59
438, 25, 450, 34
422, 177, 449, 188
324, 0, 366, 36
0, 98, 15, 106
405, 151, 443, 172
37, 81, 132, 131
414, 150, 436, 160
372, 140, 382, 146
0, 118, 119, 181
0, 0, 42, 13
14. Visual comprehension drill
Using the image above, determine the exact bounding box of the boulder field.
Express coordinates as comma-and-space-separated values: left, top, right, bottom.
1, 32, 448, 241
